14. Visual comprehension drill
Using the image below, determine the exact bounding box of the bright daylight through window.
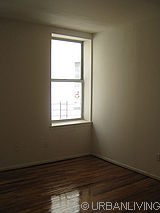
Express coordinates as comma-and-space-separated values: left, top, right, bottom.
51, 38, 83, 121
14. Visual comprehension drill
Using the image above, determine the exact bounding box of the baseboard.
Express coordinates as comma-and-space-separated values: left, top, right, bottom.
92, 153, 160, 181
0, 153, 90, 172
2, 153, 159, 182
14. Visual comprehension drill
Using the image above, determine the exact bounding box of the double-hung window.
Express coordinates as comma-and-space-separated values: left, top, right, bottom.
51, 38, 83, 122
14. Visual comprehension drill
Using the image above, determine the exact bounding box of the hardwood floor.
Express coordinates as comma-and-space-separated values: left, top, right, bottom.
0, 156, 160, 212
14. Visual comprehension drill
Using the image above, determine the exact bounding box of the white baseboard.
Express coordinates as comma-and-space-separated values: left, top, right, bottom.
2, 153, 160, 182
92, 153, 160, 181
0, 153, 90, 172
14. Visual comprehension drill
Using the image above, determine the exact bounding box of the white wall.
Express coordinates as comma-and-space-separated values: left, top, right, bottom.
92, 19, 160, 178
2, 16, 160, 179
0, 19, 91, 170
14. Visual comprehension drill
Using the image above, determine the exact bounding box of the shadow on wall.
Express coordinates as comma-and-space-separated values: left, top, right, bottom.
91, 125, 106, 156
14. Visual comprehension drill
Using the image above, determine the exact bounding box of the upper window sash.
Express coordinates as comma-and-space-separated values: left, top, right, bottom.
51, 38, 83, 80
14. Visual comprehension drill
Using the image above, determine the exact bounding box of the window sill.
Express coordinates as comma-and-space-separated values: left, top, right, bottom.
50, 120, 92, 127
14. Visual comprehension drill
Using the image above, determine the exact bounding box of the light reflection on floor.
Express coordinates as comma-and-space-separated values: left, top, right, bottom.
51, 190, 80, 213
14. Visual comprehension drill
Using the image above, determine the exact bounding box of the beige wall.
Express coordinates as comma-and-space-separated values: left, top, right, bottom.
1, 16, 160, 179
0, 19, 91, 170
92, 19, 160, 178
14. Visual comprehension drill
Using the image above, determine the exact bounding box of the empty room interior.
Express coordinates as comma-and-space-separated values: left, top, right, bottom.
1, 0, 160, 212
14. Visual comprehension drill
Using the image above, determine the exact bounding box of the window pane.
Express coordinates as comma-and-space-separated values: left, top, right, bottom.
51, 40, 81, 79
51, 82, 82, 120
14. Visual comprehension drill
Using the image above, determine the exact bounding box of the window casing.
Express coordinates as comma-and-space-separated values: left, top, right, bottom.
51, 38, 84, 122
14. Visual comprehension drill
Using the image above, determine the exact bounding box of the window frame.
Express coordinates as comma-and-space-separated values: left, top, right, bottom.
50, 37, 84, 123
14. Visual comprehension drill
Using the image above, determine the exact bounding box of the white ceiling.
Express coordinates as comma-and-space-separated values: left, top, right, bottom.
0, 0, 160, 32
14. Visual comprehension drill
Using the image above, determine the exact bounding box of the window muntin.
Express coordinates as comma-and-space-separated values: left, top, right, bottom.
51, 38, 83, 121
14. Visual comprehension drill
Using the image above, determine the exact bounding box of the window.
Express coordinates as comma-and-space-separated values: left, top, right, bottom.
51, 38, 83, 121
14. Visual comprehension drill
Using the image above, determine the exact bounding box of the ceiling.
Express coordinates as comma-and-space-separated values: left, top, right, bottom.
0, 0, 160, 33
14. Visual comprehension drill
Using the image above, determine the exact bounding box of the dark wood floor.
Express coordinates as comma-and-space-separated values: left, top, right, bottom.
0, 156, 160, 212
